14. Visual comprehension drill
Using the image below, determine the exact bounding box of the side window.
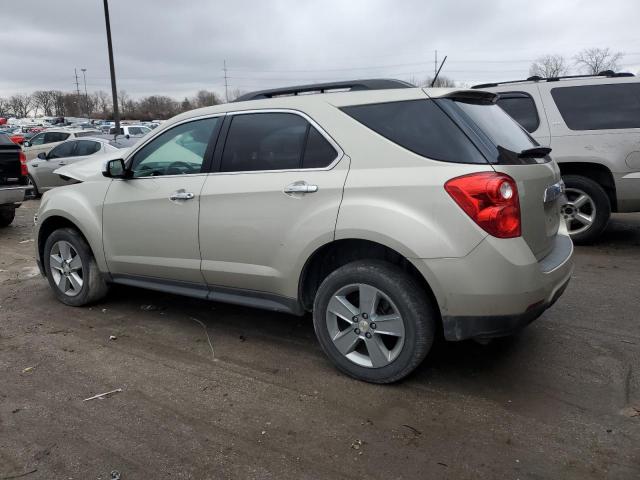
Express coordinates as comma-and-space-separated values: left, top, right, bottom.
29, 132, 45, 146
496, 93, 540, 133
341, 100, 485, 164
44, 132, 70, 143
303, 126, 338, 168
130, 117, 219, 178
48, 141, 77, 159
551, 83, 640, 130
74, 140, 102, 156
221, 113, 308, 172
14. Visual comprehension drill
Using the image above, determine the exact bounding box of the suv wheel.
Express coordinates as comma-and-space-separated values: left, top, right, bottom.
0, 207, 16, 227
43, 228, 109, 306
313, 260, 435, 383
27, 175, 40, 198
562, 175, 611, 244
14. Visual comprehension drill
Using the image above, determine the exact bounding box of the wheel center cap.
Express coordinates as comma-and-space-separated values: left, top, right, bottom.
358, 319, 369, 332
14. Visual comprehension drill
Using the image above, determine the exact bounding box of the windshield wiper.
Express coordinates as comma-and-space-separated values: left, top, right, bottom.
518, 147, 552, 158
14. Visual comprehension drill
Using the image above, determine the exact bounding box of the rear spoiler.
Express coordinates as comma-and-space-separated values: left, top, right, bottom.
437, 90, 498, 105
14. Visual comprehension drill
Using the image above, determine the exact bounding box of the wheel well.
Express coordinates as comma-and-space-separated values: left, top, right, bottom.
37, 216, 87, 274
558, 162, 617, 211
299, 239, 439, 314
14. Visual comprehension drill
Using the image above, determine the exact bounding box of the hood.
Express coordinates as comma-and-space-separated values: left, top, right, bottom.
54, 148, 130, 182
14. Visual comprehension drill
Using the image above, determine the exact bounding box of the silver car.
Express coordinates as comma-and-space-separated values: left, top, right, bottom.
34, 80, 573, 383
27, 136, 134, 195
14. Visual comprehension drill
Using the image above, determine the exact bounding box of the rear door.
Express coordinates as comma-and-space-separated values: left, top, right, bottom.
198, 111, 348, 298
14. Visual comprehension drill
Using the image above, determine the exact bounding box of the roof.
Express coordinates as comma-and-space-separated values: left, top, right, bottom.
472, 70, 635, 89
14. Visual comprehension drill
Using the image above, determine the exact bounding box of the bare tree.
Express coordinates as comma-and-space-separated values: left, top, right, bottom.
423, 75, 456, 88
32, 90, 57, 116
574, 47, 624, 74
194, 90, 221, 108
8, 94, 33, 118
119, 90, 130, 117
529, 54, 569, 78
51, 91, 66, 116
0, 97, 8, 116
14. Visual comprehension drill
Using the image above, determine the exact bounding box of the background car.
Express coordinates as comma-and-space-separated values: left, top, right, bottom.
27, 136, 132, 196
22, 128, 101, 160
108, 125, 152, 138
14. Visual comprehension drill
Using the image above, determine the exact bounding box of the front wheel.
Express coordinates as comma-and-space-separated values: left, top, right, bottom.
313, 260, 436, 383
43, 227, 109, 306
562, 175, 611, 244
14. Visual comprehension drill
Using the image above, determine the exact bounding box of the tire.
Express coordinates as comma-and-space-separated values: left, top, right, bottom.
313, 260, 436, 383
562, 175, 611, 244
0, 206, 16, 227
43, 227, 109, 306
27, 175, 40, 198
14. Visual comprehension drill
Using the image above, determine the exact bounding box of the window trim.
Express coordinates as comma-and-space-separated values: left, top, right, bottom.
210, 108, 344, 175
122, 114, 225, 179
496, 91, 540, 133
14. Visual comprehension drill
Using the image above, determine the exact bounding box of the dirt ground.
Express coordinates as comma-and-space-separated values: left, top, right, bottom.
1, 200, 639, 479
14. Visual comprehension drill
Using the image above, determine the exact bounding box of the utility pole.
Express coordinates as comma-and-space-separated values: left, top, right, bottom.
223, 60, 229, 103
434, 50, 438, 78
103, 0, 120, 132
74, 68, 81, 116
81, 68, 90, 121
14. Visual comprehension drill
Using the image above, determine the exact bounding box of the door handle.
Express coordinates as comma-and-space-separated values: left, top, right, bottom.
284, 182, 319, 194
169, 191, 195, 201
58, 161, 66, 165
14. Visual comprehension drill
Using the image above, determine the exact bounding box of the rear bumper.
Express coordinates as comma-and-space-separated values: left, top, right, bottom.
0, 186, 25, 206
410, 228, 574, 341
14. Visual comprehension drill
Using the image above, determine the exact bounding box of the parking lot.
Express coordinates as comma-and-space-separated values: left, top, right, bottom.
1, 199, 639, 479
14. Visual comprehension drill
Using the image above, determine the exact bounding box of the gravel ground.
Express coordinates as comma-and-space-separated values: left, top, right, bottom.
1, 200, 639, 479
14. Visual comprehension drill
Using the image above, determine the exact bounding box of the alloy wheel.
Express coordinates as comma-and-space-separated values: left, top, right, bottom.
563, 187, 596, 235
326, 283, 405, 368
49, 240, 84, 296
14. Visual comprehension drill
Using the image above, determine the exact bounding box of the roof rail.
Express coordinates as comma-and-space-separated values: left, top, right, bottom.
233, 79, 415, 102
472, 70, 635, 89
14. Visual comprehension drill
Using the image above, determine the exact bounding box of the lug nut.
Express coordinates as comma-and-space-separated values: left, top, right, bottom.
365, 332, 372, 338
352, 315, 358, 322
362, 313, 368, 319
354, 328, 361, 335
370, 323, 377, 329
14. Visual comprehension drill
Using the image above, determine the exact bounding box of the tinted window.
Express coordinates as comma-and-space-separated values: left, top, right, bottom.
44, 132, 70, 143
221, 113, 308, 172
131, 117, 219, 177
128, 127, 145, 135
75, 130, 100, 138
453, 100, 537, 153
303, 127, 338, 168
551, 83, 640, 130
48, 141, 76, 159
497, 93, 540, 133
74, 140, 102, 156
341, 100, 485, 164
29, 132, 45, 145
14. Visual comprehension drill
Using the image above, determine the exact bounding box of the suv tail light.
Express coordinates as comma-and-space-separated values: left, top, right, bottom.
19, 151, 28, 177
445, 172, 521, 238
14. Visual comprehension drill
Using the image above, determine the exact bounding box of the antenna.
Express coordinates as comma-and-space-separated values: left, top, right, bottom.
431, 55, 448, 87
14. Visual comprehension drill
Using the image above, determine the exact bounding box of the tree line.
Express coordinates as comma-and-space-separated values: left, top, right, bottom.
529, 47, 625, 78
0, 89, 225, 121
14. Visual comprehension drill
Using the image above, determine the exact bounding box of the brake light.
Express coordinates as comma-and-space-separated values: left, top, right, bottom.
19, 151, 28, 177
445, 172, 521, 238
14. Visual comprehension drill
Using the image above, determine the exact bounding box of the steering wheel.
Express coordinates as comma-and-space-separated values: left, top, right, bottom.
166, 161, 194, 175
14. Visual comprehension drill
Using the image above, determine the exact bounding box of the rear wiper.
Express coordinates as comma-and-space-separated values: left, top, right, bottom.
518, 147, 552, 158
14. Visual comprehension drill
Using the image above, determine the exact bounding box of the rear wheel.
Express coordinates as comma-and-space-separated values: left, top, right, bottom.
562, 175, 610, 244
43, 228, 109, 306
0, 206, 16, 227
313, 260, 435, 383
26, 175, 40, 198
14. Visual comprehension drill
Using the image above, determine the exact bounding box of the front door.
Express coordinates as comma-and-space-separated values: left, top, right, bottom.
102, 116, 221, 284
199, 111, 349, 299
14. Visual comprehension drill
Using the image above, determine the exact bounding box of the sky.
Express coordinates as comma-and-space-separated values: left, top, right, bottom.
1, 0, 639, 100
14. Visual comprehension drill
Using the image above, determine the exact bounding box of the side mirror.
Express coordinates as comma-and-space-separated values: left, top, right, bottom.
23, 141, 31, 148
102, 158, 127, 178
37, 152, 47, 160
125, 134, 130, 140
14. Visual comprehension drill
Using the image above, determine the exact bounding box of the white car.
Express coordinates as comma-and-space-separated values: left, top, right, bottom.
109, 125, 152, 138
22, 128, 102, 160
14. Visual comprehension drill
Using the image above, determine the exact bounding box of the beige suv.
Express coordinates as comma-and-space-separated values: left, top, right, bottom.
34, 80, 573, 383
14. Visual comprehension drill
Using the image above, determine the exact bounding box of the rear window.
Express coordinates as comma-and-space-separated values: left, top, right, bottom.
341, 100, 485, 164
452, 100, 538, 154
496, 93, 540, 133
551, 83, 640, 130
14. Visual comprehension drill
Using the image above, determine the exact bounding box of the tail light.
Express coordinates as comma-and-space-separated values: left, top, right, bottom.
445, 172, 521, 238
19, 151, 28, 177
